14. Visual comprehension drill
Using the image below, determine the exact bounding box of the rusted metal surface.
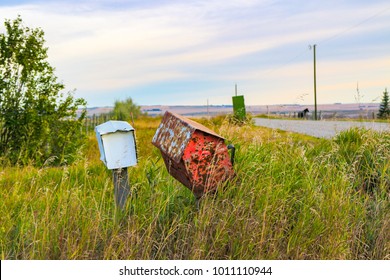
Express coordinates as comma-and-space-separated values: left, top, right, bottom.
152, 112, 195, 163
182, 130, 233, 198
152, 111, 234, 198
152, 111, 223, 163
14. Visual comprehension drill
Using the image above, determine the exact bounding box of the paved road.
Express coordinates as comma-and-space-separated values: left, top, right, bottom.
254, 118, 390, 139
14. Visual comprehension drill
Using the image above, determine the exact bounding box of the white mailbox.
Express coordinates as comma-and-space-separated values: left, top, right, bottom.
95, 121, 137, 170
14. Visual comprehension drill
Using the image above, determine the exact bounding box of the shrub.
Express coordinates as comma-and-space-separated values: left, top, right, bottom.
0, 16, 86, 166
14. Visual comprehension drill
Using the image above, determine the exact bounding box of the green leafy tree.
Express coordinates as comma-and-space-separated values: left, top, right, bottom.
111, 97, 143, 121
0, 16, 86, 165
377, 88, 389, 119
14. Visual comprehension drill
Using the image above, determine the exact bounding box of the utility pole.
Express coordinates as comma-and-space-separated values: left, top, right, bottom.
207, 99, 209, 118
313, 44, 317, 120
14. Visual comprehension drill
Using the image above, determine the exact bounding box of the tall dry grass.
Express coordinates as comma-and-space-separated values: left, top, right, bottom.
0, 116, 389, 259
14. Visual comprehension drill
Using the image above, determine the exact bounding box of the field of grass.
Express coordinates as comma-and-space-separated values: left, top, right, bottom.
0, 116, 389, 259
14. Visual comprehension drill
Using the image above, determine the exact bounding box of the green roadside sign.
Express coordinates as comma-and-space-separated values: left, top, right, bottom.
232, 95, 246, 121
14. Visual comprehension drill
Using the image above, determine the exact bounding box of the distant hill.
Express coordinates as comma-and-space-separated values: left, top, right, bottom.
80, 103, 380, 119
82, 106, 114, 116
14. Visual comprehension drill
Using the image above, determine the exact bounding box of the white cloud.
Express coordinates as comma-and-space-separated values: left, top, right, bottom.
1, 0, 389, 105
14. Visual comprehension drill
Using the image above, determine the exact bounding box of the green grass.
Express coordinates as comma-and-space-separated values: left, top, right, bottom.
0, 116, 389, 259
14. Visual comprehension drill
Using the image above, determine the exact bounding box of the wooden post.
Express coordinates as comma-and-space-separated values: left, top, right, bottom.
112, 168, 130, 209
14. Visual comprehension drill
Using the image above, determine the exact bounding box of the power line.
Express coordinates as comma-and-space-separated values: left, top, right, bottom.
258, 5, 390, 77
320, 6, 390, 45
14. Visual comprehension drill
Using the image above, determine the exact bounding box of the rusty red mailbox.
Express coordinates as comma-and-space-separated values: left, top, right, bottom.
152, 111, 235, 198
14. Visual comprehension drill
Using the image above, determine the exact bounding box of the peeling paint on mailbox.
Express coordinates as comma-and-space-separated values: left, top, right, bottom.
152, 111, 234, 198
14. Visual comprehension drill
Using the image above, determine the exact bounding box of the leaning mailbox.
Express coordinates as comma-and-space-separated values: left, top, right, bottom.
95, 121, 137, 169
152, 111, 235, 199
95, 121, 137, 208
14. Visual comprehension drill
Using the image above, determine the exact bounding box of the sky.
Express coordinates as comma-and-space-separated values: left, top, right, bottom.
0, 0, 389, 107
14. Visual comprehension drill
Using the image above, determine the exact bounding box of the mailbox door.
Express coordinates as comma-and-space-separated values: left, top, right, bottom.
102, 131, 137, 169
182, 131, 234, 197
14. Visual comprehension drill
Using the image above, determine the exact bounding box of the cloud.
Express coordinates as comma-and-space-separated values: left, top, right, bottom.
1, 0, 389, 106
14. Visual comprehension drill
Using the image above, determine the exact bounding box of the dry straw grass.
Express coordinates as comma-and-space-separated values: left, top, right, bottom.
0, 116, 389, 259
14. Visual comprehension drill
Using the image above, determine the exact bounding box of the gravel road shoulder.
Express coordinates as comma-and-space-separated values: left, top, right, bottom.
254, 118, 390, 139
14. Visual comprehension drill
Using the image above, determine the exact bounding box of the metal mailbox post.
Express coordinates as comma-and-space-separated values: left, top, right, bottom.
152, 111, 235, 199
95, 121, 137, 209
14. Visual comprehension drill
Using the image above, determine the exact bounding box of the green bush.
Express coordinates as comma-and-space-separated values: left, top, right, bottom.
0, 16, 86, 166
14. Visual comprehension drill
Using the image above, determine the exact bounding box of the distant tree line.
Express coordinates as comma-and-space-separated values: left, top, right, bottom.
101, 97, 146, 122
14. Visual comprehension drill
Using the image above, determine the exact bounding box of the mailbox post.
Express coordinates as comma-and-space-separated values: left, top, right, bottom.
95, 121, 137, 209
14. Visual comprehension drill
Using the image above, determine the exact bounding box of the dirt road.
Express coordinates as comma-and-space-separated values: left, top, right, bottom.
254, 118, 390, 138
